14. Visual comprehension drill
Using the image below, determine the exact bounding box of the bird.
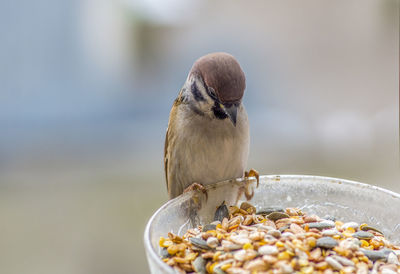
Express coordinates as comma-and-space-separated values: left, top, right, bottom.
164, 52, 254, 199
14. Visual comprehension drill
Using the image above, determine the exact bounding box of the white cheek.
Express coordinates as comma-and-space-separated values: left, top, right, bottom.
195, 85, 215, 115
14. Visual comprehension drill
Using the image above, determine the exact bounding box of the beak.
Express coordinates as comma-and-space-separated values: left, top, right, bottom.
222, 104, 238, 126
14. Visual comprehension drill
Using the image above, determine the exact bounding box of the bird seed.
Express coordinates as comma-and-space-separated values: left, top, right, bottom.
159, 202, 400, 273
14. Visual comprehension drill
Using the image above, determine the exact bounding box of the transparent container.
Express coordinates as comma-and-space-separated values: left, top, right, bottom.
144, 175, 400, 274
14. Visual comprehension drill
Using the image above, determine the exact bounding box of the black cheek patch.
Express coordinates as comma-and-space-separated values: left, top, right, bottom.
212, 101, 228, 120
191, 81, 205, 102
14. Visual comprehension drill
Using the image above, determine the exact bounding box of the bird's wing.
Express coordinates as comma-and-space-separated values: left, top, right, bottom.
164, 126, 169, 189
164, 96, 183, 195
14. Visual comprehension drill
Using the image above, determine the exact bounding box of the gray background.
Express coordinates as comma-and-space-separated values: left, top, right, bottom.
0, 0, 399, 273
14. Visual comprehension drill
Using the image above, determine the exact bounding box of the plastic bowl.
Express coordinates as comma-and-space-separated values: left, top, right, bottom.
144, 175, 400, 274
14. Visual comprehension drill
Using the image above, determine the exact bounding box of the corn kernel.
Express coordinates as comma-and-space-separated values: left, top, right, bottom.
258, 240, 267, 246
360, 240, 369, 247
359, 255, 369, 263
209, 262, 218, 273
178, 243, 186, 252
213, 251, 222, 261
370, 239, 381, 249
159, 237, 165, 247
228, 224, 239, 231
335, 221, 344, 227
333, 247, 350, 257
287, 250, 295, 256
307, 237, 316, 248
207, 230, 217, 237
243, 242, 253, 250
185, 252, 197, 261
167, 245, 178, 255
346, 227, 355, 233
163, 240, 173, 248
278, 251, 291, 260
221, 263, 232, 271
276, 241, 285, 248
206, 262, 213, 273
174, 257, 188, 264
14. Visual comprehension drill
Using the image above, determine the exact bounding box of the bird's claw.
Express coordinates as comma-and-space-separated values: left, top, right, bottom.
183, 182, 208, 200
235, 169, 259, 202
245, 168, 259, 187
183, 182, 205, 193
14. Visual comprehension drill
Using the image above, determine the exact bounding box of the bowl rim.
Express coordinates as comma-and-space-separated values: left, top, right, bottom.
143, 174, 400, 273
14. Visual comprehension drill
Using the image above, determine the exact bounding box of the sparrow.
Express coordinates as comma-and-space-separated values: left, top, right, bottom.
164, 52, 251, 199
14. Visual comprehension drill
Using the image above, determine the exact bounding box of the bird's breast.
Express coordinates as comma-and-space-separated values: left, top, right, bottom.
172, 105, 249, 188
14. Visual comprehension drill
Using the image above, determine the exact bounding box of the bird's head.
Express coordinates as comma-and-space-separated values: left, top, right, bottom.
185, 52, 246, 126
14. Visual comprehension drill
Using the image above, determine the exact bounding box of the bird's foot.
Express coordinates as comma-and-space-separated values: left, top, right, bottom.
235, 169, 260, 202
245, 168, 259, 187
183, 182, 208, 198
184, 183, 208, 218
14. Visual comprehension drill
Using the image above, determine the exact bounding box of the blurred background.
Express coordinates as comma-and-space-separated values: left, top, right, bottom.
0, 0, 399, 273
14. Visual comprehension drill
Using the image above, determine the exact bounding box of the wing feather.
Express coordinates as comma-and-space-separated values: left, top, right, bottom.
164, 126, 169, 189
164, 96, 183, 196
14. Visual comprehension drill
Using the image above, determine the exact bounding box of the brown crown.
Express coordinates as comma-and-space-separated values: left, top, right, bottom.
189, 52, 246, 103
